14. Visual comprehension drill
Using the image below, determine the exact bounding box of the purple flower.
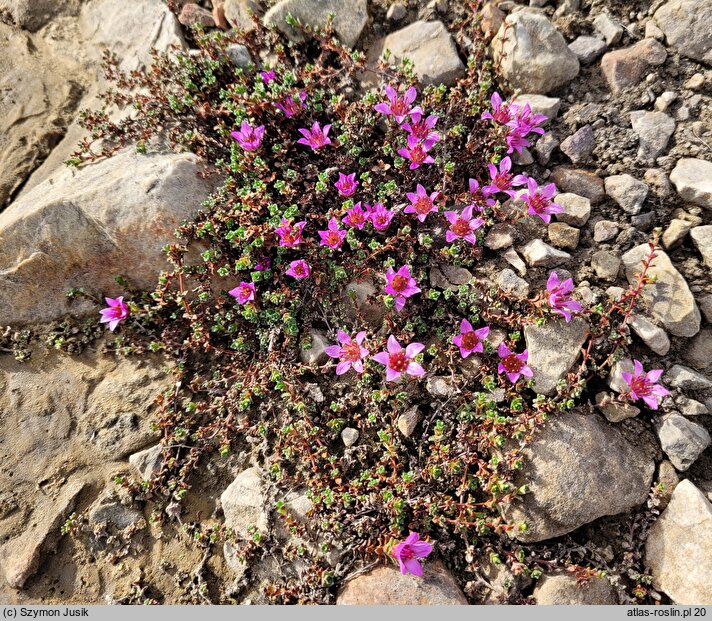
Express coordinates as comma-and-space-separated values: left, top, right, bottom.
505, 129, 531, 155
343, 202, 369, 230
335, 172, 359, 197
260, 70, 275, 84
324, 330, 369, 375
483, 157, 528, 198
452, 320, 489, 358
384, 265, 421, 312
397, 139, 435, 170
297, 122, 332, 150
372, 336, 425, 382
404, 184, 439, 222
621, 360, 670, 410
521, 177, 563, 224
374, 85, 423, 124
230, 121, 265, 152
318, 217, 346, 249
368, 203, 395, 231
229, 281, 256, 305
254, 255, 272, 271
275, 218, 306, 248
508, 102, 547, 137
444, 205, 485, 244
392, 532, 433, 577
497, 342, 533, 384
275, 91, 307, 117
401, 112, 439, 145
285, 259, 310, 280
468, 178, 496, 208
99, 296, 129, 332
481, 92, 517, 126
546, 272, 583, 322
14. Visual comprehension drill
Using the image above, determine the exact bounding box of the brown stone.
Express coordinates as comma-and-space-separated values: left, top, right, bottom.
551, 167, 605, 204
600, 39, 667, 94
179, 3, 215, 27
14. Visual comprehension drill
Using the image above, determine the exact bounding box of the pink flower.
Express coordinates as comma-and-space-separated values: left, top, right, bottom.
483, 157, 528, 198
374, 85, 422, 124
254, 255, 272, 271
260, 70, 275, 84
368, 203, 395, 231
384, 265, 421, 312
521, 177, 563, 224
401, 113, 439, 145
343, 202, 369, 230
335, 172, 359, 197
497, 342, 533, 384
392, 532, 433, 577
318, 217, 346, 249
275, 91, 307, 117
481, 92, 517, 126
297, 121, 332, 150
621, 360, 670, 410
508, 103, 547, 137
404, 184, 439, 222
285, 259, 310, 280
397, 139, 435, 170
372, 336, 426, 381
324, 330, 369, 375
99, 296, 129, 332
546, 272, 583, 322
229, 281, 256, 305
230, 121, 265, 152
444, 205, 485, 244
468, 178, 496, 208
275, 218, 306, 248
452, 320, 489, 358
505, 129, 531, 155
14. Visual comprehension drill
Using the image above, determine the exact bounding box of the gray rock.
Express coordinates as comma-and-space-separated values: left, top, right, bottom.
555, 193, 591, 226
386, 2, 406, 21
534, 573, 617, 604
521, 239, 571, 267
654, 90, 678, 113
513, 94, 561, 120
654, 0, 712, 64
223, 541, 247, 579
89, 492, 143, 530
507, 410, 655, 542
560, 125, 595, 164
426, 375, 456, 398
223, 0, 261, 31
343, 278, 386, 328
631, 211, 656, 232
676, 395, 709, 416
179, 3, 216, 27
622, 245, 700, 337
665, 365, 712, 391
492, 11, 579, 94
596, 391, 640, 423
341, 427, 359, 447
630, 314, 671, 355
220, 467, 268, 539
568, 35, 607, 65
551, 167, 605, 204
591, 250, 621, 281
373, 21, 465, 86
524, 318, 588, 395
226, 44, 253, 68
430, 264, 473, 290
670, 159, 712, 210
263, 0, 368, 48
535, 132, 559, 164
593, 12, 624, 45
299, 329, 330, 365
699, 294, 712, 323
600, 39, 667, 94
646, 480, 712, 604
397, 406, 422, 438
128, 445, 163, 480
512, 147, 534, 166
485, 224, 515, 250
658, 414, 711, 471
503, 247, 527, 276
497, 268, 530, 296
662, 219, 692, 250
593, 220, 619, 242
631, 111, 676, 161
604, 174, 649, 215
656, 460, 680, 509
685, 329, 712, 370
548, 222, 580, 249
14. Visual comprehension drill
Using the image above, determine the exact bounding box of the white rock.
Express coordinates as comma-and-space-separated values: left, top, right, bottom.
604, 174, 649, 215
670, 159, 712, 210
630, 314, 671, 355
220, 467, 268, 539
690, 225, 712, 268
520, 239, 571, 267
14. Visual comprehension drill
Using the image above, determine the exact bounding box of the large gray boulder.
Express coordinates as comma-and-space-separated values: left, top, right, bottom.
654, 0, 712, 64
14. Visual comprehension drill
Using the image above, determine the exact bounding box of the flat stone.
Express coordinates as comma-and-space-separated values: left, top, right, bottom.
263, 0, 368, 48
600, 39, 667, 94
560, 125, 595, 164
179, 3, 216, 27
430, 264, 474, 290
220, 467, 267, 539
397, 406, 422, 438
604, 174, 649, 215
548, 222, 580, 249
591, 250, 621, 281
555, 193, 591, 226
506, 410, 655, 542
665, 365, 712, 391
630, 314, 671, 355
535, 133, 559, 165
128, 445, 163, 480
337, 561, 467, 605
89, 492, 143, 530
485, 224, 515, 250
596, 391, 640, 423
593, 12, 623, 45
513, 94, 561, 120
568, 35, 607, 65
551, 167, 605, 204
524, 317, 588, 395
654, 0, 712, 64
646, 480, 712, 604
670, 159, 712, 210
521, 239, 571, 267
534, 573, 617, 604
492, 11, 579, 94
658, 414, 711, 471
662, 219, 692, 249
631, 111, 676, 161
685, 329, 712, 370
676, 396, 709, 416
622, 245, 701, 337
497, 268, 530, 297
593, 220, 619, 242
371, 21, 465, 86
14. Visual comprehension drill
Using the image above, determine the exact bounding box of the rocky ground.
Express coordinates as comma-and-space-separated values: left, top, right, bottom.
0, 0, 711, 606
